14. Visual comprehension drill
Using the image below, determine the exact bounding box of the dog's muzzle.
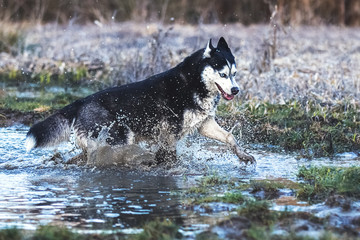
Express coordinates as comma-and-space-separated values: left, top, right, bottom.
215, 83, 236, 101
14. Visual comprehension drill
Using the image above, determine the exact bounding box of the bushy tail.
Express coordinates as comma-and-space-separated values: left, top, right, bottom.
25, 112, 72, 151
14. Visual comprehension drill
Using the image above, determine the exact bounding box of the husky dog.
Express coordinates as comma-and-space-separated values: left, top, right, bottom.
25, 37, 255, 165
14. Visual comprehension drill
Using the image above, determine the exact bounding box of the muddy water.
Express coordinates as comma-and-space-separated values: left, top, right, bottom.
0, 126, 359, 235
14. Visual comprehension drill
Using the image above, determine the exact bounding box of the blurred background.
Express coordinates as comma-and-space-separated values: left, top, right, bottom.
0, 0, 359, 25
0, 0, 359, 115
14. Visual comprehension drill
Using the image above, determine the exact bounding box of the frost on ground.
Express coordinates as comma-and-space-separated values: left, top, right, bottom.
1, 22, 360, 105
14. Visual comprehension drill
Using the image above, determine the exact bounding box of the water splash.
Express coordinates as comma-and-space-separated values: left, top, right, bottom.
1, 126, 359, 234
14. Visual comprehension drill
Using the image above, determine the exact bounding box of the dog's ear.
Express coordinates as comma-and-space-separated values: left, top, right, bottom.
217, 37, 229, 50
203, 39, 215, 58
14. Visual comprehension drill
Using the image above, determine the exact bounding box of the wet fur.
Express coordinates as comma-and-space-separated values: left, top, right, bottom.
26, 37, 255, 165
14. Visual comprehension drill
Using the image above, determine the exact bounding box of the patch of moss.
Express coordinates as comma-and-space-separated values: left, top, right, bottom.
198, 173, 234, 187
185, 186, 208, 194
184, 173, 235, 195
195, 231, 221, 240
245, 225, 273, 240
249, 179, 300, 194
131, 219, 181, 240
237, 200, 277, 226
32, 225, 82, 240
0, 228, 22, 240
297, 166, 360, 202
193, 191, 246, 204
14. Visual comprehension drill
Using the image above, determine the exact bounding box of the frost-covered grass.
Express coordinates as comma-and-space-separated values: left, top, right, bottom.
1, 23, 359, 157
1, 23, 359, 102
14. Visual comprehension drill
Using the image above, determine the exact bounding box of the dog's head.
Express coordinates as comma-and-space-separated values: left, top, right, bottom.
202, 37, 239, 100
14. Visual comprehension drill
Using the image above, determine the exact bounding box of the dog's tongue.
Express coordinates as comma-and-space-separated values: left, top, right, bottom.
222, 92, 234, 100
215, 83, 234, 101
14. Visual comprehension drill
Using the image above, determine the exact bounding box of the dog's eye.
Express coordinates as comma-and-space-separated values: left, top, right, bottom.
219, 73, 227, 78
232, 72, 237, 77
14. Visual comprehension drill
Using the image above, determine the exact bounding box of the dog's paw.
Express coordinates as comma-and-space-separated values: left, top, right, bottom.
239, 154, 256, 165
234, 148, 256, 165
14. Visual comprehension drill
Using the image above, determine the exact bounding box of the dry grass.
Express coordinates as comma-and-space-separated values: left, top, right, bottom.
4, 22, 358, 104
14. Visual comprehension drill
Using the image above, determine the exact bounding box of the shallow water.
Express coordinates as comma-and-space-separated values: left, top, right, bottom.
0, 126, 359, 235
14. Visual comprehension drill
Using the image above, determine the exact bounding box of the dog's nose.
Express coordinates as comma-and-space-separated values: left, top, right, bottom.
231, 87, 239, 95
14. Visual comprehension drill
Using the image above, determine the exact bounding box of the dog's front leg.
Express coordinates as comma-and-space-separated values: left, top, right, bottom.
198, 117, 255, 165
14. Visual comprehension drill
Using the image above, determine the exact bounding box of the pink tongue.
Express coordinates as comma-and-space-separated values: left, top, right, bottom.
223, 92, 234, 100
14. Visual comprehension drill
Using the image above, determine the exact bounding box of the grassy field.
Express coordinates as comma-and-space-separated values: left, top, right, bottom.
1, 21, 359, 157
0, 20, 360, 240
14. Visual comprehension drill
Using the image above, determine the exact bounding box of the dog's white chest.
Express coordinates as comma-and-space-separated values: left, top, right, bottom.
181, 95, 217, 136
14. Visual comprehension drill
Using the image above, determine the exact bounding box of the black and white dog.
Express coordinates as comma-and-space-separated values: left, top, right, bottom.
25, 37, 255, 165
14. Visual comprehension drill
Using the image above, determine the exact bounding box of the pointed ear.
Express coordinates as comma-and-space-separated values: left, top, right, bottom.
203, 39, 214, 58
217, 37, 229, 50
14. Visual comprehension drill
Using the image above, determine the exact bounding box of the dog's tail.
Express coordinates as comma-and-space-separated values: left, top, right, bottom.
25, 111, 74, 152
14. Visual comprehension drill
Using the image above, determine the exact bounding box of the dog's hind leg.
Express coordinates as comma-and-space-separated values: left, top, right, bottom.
198, 117, 256, 165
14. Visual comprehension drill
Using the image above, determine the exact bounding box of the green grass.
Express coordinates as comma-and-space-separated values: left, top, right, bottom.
0, 228, 22, 240
192, 191, 246, 205
131, 219, 181, 240
249, 179, 300, 194
297, 166, 360, 202
184, 173, 235, 195
217, 100, 360, 158
0, 221, 180, 240
32, 225, 83, 240
183, 173, 242, 205
198, 173, 234, 187
1, 94, 81, 112
237, 200, 277, 226
1, 66, 90, 87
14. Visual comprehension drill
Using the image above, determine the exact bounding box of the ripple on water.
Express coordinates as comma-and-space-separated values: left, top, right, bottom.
1, 126, 360, 234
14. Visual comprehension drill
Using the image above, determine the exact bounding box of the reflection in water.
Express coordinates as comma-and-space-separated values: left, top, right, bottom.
0, 170, 182, 230
0, 126, 184, 230
1, 126, 359, 234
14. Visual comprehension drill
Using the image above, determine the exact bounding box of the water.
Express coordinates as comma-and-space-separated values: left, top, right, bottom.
0, 126, 359, 235
0, 126, 183, 231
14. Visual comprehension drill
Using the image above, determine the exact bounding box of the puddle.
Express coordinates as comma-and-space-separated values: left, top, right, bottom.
0, 126, 360, 236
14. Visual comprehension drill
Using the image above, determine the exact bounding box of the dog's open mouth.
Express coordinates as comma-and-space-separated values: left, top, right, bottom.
215, 83, 234, 101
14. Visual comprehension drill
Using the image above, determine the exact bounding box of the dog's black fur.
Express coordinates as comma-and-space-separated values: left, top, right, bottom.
26, 37, 255, 165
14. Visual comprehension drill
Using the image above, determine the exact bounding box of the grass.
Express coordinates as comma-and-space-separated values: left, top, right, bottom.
238, 200, 277, 226
192, 191, 246, 205
1, 67, 91, 87
217, 100, 360, 158
0, 228, 22, 240
0, 24, 24, 55
0, 226, 83, 240
297, 166, 360, 202
249, 179, 300, 194
1, 94, 81, 112
182, 173, 244, 205
184, 173, 235, 195
32, 225, 83, 240
131, 219, 181, 240
0, 220, 180, 240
